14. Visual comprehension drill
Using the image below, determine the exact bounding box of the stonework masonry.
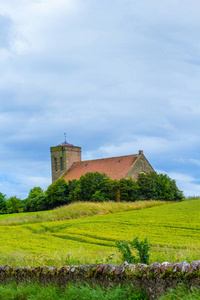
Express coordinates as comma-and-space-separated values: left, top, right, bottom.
1, 261, 200, 299
50, 145, 81, 183
125, 153, 154, 181
50, 141, 154, 183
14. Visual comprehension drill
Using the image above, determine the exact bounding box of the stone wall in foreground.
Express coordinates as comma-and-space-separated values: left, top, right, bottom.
1, 261, 200, 299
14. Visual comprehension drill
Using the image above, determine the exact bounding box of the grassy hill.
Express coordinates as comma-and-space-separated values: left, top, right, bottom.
0, 199, 199, 267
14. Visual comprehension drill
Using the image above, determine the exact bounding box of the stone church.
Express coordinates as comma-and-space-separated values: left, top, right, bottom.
50, 141, 154, 183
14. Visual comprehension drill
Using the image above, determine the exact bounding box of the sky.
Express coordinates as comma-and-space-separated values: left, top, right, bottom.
1, 0, 200, 198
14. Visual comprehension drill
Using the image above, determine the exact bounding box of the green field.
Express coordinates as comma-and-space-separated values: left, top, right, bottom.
0, 199, 200, 267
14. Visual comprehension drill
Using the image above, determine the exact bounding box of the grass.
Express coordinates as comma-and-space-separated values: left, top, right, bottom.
0, 282, 147, 300
0, 199, 200, 266
0, 200, 167, 226
159, 283, 200, 300
0, 281, 199, 300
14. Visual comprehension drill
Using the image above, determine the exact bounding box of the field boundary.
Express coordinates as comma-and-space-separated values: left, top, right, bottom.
1, 261, 200, 299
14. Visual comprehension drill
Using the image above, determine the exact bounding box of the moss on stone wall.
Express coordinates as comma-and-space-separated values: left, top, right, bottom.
0, 261, 200, 299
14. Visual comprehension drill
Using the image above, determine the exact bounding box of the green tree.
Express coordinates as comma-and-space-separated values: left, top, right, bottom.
68, 179, 80, 202
97, 177, 116, 201
23, 187, 45, 212
45, 178, 70, 209
28, 187, 44, 199
91, 190, 105, 202
137, 171, 183, 201
24, 193, 48, 212
170, 179, 183, 200
0, 192, 7, 214
74, 172, 109, 202
6, 196, 23, 213
137, 172, 157, 199
31, 193, 48, 211
119, 178, 139, 201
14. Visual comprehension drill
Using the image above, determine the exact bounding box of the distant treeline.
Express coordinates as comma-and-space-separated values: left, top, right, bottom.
0, 171, 183, 214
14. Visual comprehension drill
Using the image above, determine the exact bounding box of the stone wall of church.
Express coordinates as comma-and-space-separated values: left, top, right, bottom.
50, 145, 81, 183
125, 153, 154, 181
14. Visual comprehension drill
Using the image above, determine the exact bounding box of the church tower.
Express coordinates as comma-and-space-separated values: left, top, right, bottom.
50, 140, 81, 183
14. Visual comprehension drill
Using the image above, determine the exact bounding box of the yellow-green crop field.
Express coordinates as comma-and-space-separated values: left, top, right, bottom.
0, 199, 200, 266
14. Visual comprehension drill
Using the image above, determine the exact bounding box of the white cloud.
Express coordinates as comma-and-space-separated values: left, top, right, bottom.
159, 171, 200, 197
0, 0, 82, 54
0, 0, 200, 197
189, 159, 200, 167
84, 132, 200, 161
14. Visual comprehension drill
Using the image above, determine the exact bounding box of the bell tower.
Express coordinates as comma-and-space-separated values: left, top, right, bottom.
50, 139, 81, 183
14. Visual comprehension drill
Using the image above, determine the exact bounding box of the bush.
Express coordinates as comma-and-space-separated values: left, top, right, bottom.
23, 187, 47, 212
97, 177, 116, 201
0, 193, 7, 214
137, 171, 183, 201
68, 179, 79, 202
6, 196, 23, 213
116, 240, 137, 264
91, 191, 105, 202
119, 178, 139, 201
130, 237, 151, 265
116, 237, 151, 265
28, 187, 44, 199
72, 172, 110, 202
24, 193, 48, 212
45, 179, 70, 209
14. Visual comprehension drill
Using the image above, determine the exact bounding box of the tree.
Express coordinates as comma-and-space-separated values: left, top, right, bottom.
28, 187, 44, 199
45, 178, 70, 209
30, 193, 48, 211
23, 187, 45, 212
119, 178, 139, 201
6, 196, 23, 213
24, 193, 48, 212
0, 192, 7, 214
137, 172, 158, 199
137, 171, 183, 201
68, 179, 80, 202
97, 177, 116, 201
73, 172, 109, 202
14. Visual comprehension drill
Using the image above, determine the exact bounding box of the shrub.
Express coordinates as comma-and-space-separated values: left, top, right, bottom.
28, 187, 44, 199
130, 237, 151, 265
116, 240, 137, 263
72, 172, 109, 202
23, 187, 47, 212
119, 178, 139, 201
68, 179, 80, 202
45, 179, 70, 209
0, 192, 7, 214
97, 177, 116, 201
24, 193, 48, 212
137, 171, 183, 201
6, 196, 23, 213
116, 237, 151, 265
91, 191, 105, 202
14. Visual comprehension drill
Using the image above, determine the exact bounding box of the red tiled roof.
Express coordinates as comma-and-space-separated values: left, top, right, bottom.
62, 154, 138, 181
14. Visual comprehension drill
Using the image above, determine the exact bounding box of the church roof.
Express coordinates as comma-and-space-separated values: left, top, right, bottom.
62, 154, 139, 181
57, 141, 74, 146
